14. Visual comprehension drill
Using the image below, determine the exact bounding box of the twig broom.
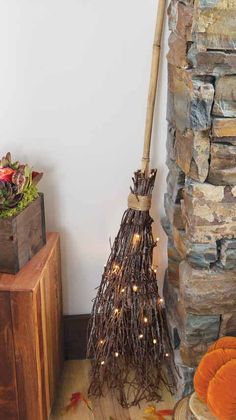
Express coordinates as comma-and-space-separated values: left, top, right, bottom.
87, 0, 177, 408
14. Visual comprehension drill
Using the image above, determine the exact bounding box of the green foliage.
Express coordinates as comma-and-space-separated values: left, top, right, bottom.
0, 152, 43, 216
0, 184, 39, 219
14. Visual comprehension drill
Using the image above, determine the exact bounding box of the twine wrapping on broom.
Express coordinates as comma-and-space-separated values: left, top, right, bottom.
128, 193, 152, 211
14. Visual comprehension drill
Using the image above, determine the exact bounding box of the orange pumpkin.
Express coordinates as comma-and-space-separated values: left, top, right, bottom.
194, 337, 236, 420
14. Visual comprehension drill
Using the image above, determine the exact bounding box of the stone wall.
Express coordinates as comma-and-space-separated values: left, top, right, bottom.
164, 0, 236, 397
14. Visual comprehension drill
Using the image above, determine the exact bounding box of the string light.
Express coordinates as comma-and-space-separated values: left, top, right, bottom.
133, 285, 138, 292
156, 237, 160, 242
133, 233, 141, 246
121, 288, 125, 293
144, 317, 148, 323
100, 340, 104, 345
115, 352, 119, 357
112, 264, 120, 274
153, 339, 157, 344
139, 334, 144, 339
101, 360, 105, 365
114, 308, 119, 314
165, 352, 169, 358
158, 298, 164, 304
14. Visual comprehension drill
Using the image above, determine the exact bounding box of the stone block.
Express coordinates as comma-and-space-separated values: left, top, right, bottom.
167, 1, 193, 68
182, 313, 220, 346
164, 193, 185, 230
166, 161, 185, 204
172, 226, 218, 269
167, 237, 181, 287
179, 260, 236, 315
167, 33, 190, 69
180, 342, 209, 367
174, 351, 195, 398
182, 179, 236, 242
164, 277, 220, 346
166, 125, 176, 165
208, 143, 236, 185
165, 314, 195, 396
168, 65, 214, 132
213, 76, 236, 118
168, 0, 193, 39
212, 136, 236, 146
219, 239, 236, 270
172, 226, 186, 259
165, 303, 181, 349
220, 313, 236, 337
186, 241, 218, 269
175, 129, 210, 182
161, 216, 172, 237
188, 47, 236, 76
164, 272, 181, 316
192, 0, 236, 51
212, 118, 236, 138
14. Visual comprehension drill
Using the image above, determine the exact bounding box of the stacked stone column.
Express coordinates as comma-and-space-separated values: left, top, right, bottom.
163, 0, 236, 397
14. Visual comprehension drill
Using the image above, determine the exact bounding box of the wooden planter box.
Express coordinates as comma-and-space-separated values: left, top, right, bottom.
0, 193, 46, 274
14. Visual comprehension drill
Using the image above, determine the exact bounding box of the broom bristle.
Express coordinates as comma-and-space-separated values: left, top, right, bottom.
87, 170, 177, 408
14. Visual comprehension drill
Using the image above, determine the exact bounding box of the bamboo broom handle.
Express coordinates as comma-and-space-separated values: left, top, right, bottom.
142, 0, 166, 175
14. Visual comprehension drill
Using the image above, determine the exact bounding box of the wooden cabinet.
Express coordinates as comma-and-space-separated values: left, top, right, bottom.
0, 233, 63, 420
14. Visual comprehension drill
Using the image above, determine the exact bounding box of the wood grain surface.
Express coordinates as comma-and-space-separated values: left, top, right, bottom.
0, 292, 19, 420
0, 194, 46, 274
50, 360, 176, 420
0, 233, 63, 420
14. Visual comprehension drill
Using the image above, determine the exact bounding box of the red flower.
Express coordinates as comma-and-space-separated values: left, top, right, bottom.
32, 171, 39, 179
0, 168, 15, 183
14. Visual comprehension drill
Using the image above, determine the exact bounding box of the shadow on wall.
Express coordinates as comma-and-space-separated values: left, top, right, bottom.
39, 163, 70, 310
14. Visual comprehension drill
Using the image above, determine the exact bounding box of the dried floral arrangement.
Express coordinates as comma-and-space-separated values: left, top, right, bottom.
0, 152, 43, 218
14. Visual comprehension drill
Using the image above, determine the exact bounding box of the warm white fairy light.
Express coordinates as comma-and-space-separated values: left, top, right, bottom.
139, 334, 144, 339
101, 360, 105, 365
165, 352, 169, 358
112, 264, 120, 274
114, 308, 119, 314
133, 233, 141, 246
154, 268, 157, 274
144, 317, 148, 323
153, 339, 157, 344
100, 340, 104, 345
133, 285, 138, 292
115, 352, 119, 357
121, 288, 125, 293
156, 237, 160, 242
159, 298, 164, 304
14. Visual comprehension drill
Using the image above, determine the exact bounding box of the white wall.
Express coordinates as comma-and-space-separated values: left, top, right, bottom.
0, 0, 168, 315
